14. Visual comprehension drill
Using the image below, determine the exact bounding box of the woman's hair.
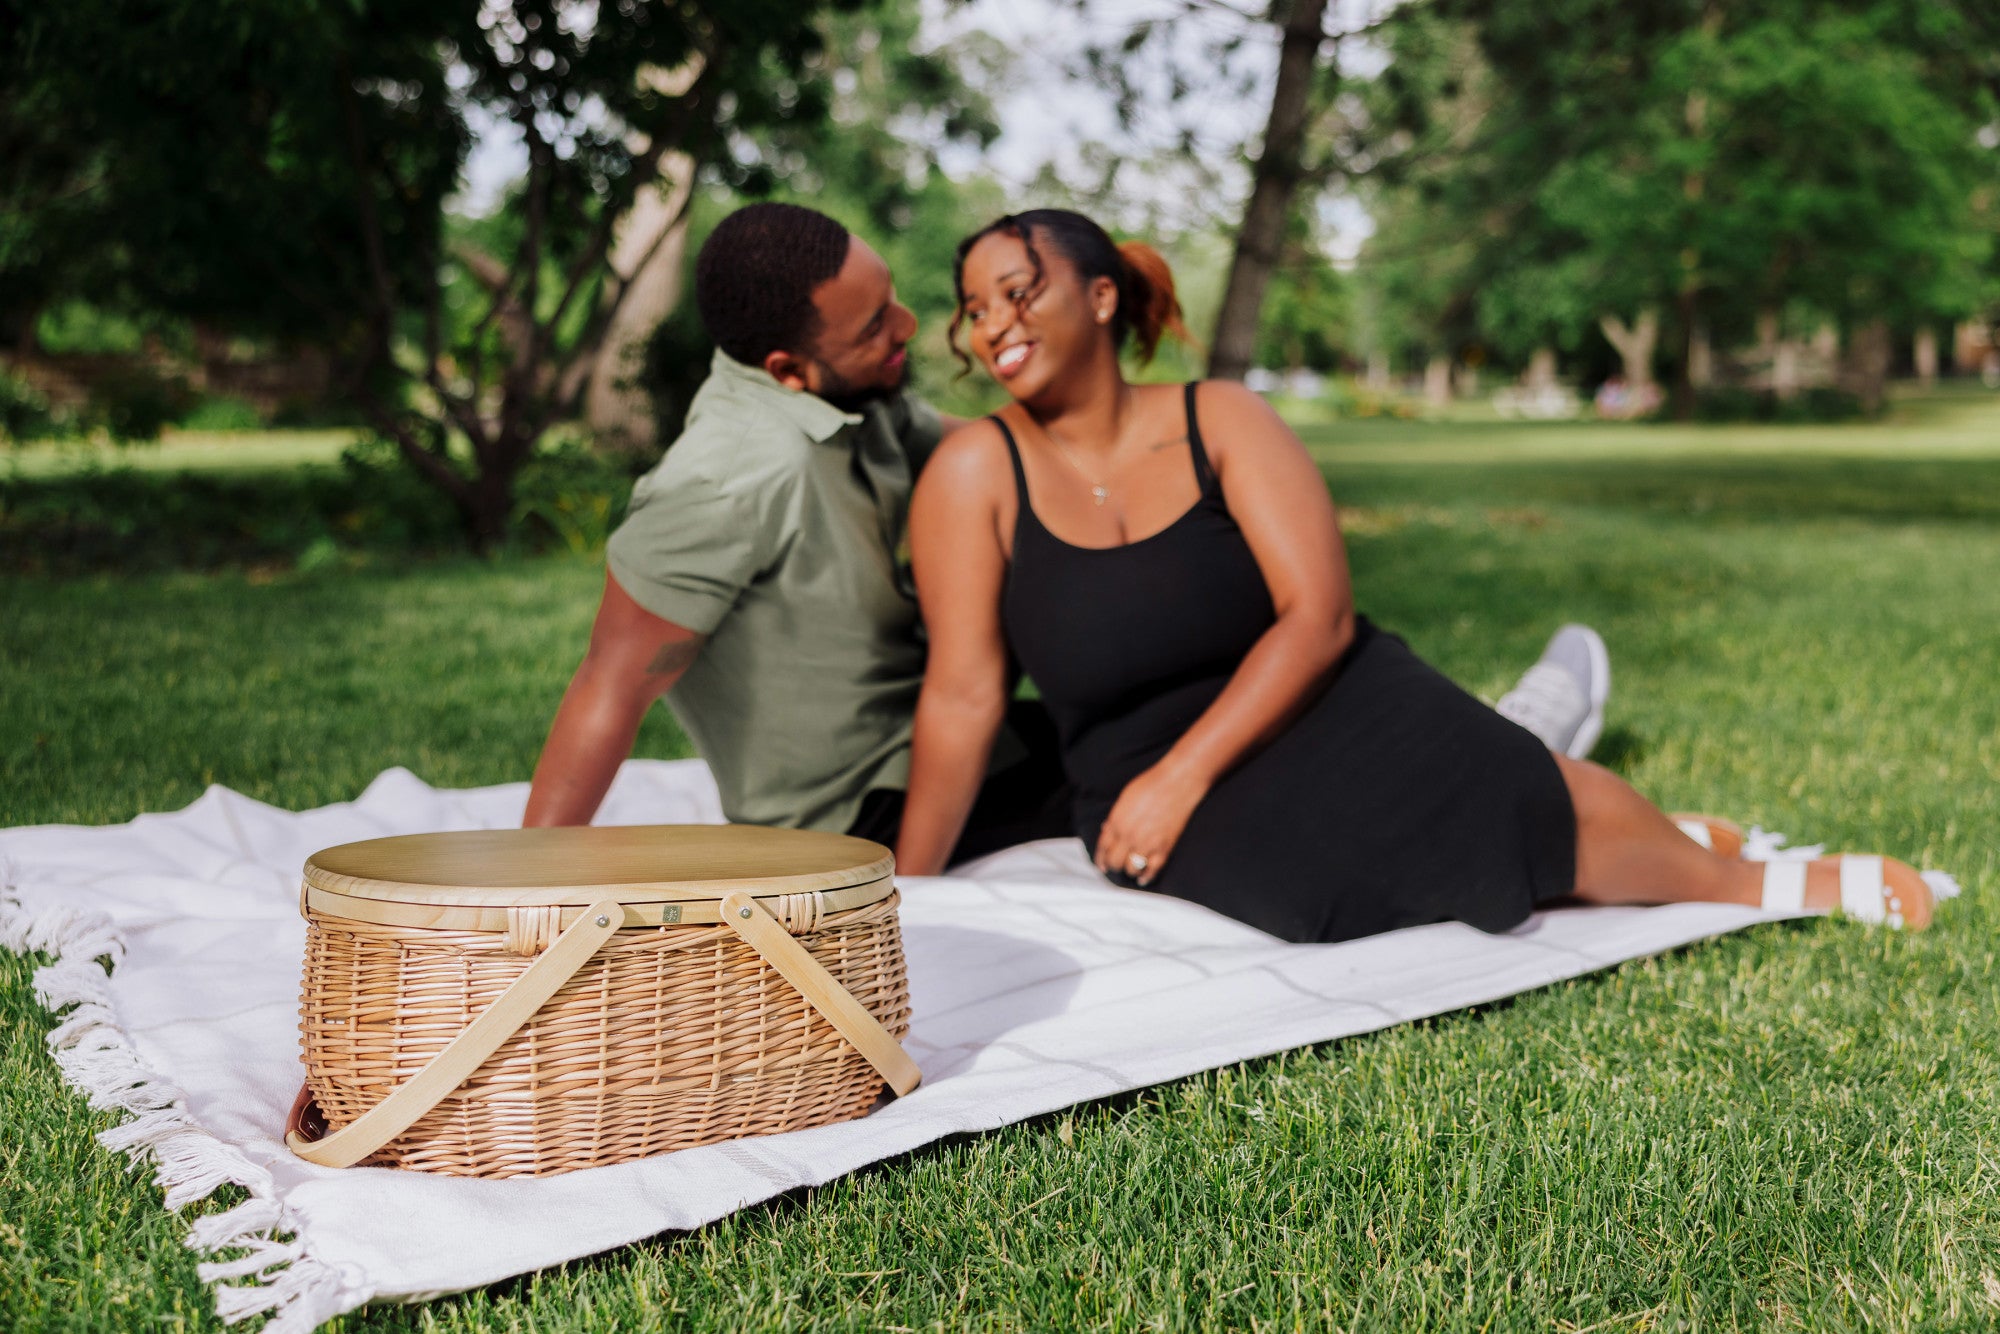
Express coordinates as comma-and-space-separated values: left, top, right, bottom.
949, 209, 1192, 374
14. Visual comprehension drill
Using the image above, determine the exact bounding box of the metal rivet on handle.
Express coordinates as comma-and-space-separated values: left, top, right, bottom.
594, 914, 609, 927
738, 906, 752, 919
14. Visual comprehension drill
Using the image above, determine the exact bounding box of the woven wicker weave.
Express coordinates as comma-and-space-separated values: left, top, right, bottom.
290, 825, 913, 1179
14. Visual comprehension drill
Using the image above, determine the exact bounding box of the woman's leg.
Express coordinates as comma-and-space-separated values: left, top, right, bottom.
1552, 754, 1932, 926
1555, 754, 1761, 906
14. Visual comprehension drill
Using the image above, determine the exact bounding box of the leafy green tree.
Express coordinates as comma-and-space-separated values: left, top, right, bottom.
1393, 0, 2000, 413
1, 0, 864, 546
1254, 210, 1351, 372
1059, 0, 1408, 380
637, 8, 1008, 429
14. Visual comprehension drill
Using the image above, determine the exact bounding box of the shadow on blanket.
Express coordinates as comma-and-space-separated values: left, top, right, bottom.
901, 924, 1084, 1080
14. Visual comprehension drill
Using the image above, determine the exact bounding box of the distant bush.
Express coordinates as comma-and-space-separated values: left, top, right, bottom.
641, 299, 715, 449
512, 439, 638, 554
0, 433, 641, 575
179, 395, 268, 431
86, 363, 200, 441
329, 435, 469, 553
0, 370, 57, 443
1687, 386, 1869, 424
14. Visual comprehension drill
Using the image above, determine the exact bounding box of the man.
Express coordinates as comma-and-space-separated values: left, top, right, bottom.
524, 201, 1606, 851
524, 202, 1067, 859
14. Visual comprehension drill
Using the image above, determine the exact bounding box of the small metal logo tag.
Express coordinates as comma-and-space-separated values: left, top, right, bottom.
660, 904, 682, 924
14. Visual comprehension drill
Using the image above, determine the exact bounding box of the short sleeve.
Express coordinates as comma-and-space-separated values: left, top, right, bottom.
606, 461, 787, 635
892, 394, 945, 475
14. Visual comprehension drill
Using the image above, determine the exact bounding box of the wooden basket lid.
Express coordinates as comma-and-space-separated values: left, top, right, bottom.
303, 824, 894, 907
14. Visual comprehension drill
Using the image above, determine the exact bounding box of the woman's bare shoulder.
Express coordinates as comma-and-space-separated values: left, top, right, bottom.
1190, 378, 1285, 430
1188, 379, 1302, 468
914, 414, 1014, 512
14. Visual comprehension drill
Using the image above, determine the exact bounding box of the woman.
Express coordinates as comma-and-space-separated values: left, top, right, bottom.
894, 209, 1932, 941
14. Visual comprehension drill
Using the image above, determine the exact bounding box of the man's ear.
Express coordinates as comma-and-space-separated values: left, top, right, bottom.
763, 349, 812, 393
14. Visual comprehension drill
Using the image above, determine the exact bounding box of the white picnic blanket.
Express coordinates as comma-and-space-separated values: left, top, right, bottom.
0, 760, 1866, 1332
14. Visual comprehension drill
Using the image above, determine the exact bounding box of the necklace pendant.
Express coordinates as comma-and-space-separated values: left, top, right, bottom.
1092, 485, 1108, 506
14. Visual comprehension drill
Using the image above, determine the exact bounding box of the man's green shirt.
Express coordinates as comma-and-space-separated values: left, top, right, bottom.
606, 349, 943, 832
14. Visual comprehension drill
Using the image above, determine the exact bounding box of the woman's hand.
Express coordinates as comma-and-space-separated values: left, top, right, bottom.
1094, 758, 1211, 887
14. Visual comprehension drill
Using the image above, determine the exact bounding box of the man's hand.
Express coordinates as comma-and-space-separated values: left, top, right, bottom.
522, 574, 705, 827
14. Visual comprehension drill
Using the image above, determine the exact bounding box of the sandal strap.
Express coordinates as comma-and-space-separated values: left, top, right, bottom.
1839, 855, 1887, 924
1761, 861, 1808, 913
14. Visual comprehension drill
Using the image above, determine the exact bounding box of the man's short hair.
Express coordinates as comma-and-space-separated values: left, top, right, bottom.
694, 203, 852, 367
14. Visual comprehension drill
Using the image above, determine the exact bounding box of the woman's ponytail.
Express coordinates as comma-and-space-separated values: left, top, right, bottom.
1116, 241, 1193, 364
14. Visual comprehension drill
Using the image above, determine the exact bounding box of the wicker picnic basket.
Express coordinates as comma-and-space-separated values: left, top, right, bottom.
283, 824, 919, 1178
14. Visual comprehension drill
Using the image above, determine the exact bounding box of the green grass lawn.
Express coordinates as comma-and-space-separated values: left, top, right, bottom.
2, 427, 361, 478
5, 391, 2000, 1331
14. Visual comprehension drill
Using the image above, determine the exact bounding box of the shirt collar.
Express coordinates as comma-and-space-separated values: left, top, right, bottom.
710, 348, 864, 444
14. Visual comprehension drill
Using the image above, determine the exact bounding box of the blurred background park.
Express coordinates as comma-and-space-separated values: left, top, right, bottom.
7, 3, 2000, 1331
3, 0, 1997, 568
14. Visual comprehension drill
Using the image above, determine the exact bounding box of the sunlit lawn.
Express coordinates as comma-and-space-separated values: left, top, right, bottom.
4, 388, 1998, 1331
1, 427, 361, 478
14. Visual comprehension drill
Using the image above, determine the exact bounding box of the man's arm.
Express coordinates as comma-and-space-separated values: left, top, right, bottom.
523, 572, 706, 827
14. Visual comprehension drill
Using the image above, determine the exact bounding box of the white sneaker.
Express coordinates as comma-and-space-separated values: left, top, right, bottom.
1496, 624, 1610, 758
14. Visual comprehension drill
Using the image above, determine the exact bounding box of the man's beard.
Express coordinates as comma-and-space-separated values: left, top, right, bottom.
814, 354, 909, 414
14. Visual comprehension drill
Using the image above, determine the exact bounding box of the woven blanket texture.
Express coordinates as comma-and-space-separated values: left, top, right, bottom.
2, 760, 1852, 1331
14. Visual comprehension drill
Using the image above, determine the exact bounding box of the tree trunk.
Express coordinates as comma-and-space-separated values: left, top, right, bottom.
1669, 288, 1698, 419
1840, 319, 1892, 413
1914, 327, 1938, 388
580, 154, 696, 456
1772, 342, 1801, 398
1598, 309, 1659, 388
1688, 316, 1713, 388
5, 302, 40, 354
1669, 13, 1717, 421
1525, 346, 1557, 389
1754, 309, 1779, 362
1423, 354, 1452, 407
464, 468, 517, 554
1206, 0, 1330, 382
1365, 348, 1390, 390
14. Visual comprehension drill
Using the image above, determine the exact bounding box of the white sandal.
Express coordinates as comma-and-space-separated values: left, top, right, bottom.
1759, 854, 1931, 929
1672, 813, 1745, 858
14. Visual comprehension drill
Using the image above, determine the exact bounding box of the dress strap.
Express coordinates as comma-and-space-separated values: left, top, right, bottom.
1184, 382, 1217, 494
990, 413, 1031, 507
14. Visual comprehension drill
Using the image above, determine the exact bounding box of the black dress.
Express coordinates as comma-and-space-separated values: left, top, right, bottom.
994, 383, 1576, 943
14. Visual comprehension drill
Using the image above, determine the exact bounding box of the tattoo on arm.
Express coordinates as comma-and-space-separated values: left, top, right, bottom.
645, 638, 704, 677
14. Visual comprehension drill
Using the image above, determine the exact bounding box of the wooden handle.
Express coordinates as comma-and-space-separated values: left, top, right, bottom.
286, 897, 626, 1168
719, 890, 922, 1098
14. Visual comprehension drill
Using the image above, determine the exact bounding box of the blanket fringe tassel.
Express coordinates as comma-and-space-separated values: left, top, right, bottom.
1, 864, 369, 1332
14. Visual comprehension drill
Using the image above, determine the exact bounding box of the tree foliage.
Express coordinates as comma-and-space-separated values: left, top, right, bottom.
1054, 0, 1400, 379
1355, 0, 2000, 408
636, 6, 1010, 431
1, 0, 867, 546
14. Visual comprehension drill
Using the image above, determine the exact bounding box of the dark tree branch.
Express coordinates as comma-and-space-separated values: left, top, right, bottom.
1208, 0, 1332, 380
539, 59, 720, 346
336, 67, 401, 367
549, 159, 700, 403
